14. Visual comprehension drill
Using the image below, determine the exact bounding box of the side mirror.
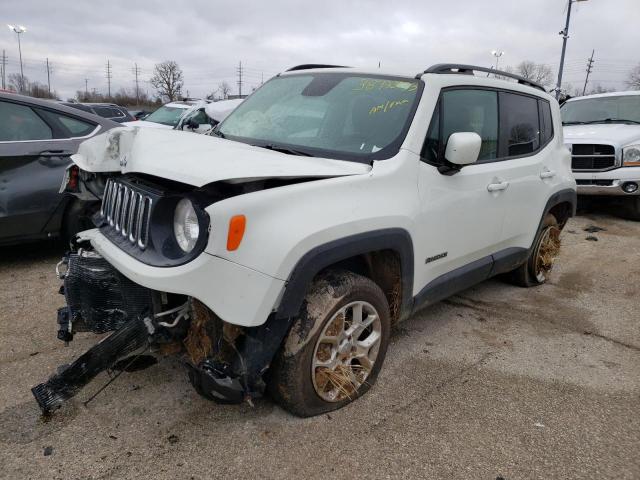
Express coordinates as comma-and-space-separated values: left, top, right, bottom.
444, 132, 482, 166
186, 118, 200, 130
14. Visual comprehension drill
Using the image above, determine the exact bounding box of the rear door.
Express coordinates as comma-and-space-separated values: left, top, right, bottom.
0, 99, 97, 240
492, 93, 556, 252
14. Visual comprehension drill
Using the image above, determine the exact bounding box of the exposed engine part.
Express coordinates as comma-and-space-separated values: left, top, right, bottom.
32, 317, 150, 413
58, 250, 153, 337
187, 360, 245, 405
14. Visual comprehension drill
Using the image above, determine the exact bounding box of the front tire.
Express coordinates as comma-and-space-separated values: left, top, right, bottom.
268, 270, 391, 417
509, 213, 561, 287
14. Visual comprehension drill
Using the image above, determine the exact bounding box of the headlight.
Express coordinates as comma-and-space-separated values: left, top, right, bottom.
623, 144, 640, 166
173, 198, 200, 252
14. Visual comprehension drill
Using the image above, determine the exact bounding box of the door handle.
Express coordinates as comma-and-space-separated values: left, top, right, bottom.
39, 150, 72, 157
487, 181, 509, 192
540, 169, 556, 179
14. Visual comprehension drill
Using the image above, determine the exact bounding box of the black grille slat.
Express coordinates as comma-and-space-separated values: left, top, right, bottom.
570, 143, 616, 171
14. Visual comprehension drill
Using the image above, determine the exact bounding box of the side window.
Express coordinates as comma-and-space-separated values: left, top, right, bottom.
420, 101, 440, 163
93, 106, 115, 118
539, 100, 554, 145
36, 109, 97, 138
441, 89, 498, 162
499, 92, 540, 157
0, 101, 53, 141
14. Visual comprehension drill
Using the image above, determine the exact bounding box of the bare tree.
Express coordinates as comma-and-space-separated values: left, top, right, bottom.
150, 61, 184, 102
217, 81, 232, 99
627, 64, 640, 90
8, 73, 28, 93
516, 61, 554, 87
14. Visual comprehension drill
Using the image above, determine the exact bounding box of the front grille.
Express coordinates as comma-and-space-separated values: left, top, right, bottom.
101, 178, 153, 249
575, 179, 614, 186
571, 144, 616, 171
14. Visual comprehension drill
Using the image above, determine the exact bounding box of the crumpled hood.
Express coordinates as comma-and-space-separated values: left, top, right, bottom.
72, 127, 371, 187
563, 124, 640, 147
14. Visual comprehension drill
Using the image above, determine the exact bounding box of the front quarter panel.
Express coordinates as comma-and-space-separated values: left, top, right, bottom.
204, 152, 419, 283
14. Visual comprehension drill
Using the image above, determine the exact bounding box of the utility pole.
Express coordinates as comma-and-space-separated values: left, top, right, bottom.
555, 0, 589, 99
237, 61, 243, 97
105, 59, 112, 98
582, 49, 595, 96
1, 50, 6, 90
132, 63, 141, 105
84, 78, 89, 98
46, 57, 52, 95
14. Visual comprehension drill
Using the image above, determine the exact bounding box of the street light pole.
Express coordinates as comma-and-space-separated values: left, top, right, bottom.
7, 25, 26, 93
491, 50, 504, 71
555, 0, 588, 99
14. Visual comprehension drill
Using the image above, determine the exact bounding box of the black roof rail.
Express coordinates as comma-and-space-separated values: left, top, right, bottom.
418, 63, 546, 92
285, 64, 349, 72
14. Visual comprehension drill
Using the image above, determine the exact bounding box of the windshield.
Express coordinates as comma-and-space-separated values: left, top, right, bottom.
144, 105, 188, 126
217, 72, 422, 161
561, 95, 640, 124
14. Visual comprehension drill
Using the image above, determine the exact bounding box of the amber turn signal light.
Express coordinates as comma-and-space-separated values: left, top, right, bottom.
227, 215, 246, 251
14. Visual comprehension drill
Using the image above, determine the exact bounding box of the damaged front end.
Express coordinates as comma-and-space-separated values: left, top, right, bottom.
33, 242, 291, 413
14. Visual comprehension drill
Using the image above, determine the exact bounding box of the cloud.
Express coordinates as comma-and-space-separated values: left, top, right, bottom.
1, 0, 638, 100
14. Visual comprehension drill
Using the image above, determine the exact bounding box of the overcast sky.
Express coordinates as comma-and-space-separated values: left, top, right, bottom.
2, 0, 639, 100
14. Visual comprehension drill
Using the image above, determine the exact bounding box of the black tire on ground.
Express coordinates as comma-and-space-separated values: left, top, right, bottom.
61, 200, 97, 247
509, 213, 560, 288
268, 270, 391, 418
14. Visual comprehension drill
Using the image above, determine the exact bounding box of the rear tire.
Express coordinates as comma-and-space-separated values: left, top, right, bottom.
509, 213, 560, 287
268, 270, 391, 417
61, 200, 97, 247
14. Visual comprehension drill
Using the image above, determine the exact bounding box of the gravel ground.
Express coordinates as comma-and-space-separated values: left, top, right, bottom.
0, 213, 638, 480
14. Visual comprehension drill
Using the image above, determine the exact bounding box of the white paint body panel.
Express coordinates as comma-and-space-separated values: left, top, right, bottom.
74, 70, 575, 327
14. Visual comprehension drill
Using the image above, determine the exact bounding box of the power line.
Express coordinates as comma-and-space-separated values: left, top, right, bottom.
132, 62, 141, 105
237, 60, 243, 97
105, 59, 112, 97
582, 50, 595, 96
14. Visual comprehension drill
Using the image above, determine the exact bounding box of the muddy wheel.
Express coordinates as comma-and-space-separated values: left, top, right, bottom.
509, 213, 561, 287
268, 270, 390, 417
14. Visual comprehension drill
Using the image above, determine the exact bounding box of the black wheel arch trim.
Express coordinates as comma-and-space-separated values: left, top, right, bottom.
544, 188, 577, 220
275, 228, 414, 320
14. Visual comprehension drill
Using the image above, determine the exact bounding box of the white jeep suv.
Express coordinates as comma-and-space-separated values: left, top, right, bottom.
562, 91, 640, 219
34, 64, 576, 417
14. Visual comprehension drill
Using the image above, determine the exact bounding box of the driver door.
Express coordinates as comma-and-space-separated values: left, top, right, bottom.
413, 88, 507, 301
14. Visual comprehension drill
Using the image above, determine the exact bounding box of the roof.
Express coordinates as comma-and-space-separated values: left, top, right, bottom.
565, 90, 640, 102
278, 66, 552, 98
0, 91, 121, 127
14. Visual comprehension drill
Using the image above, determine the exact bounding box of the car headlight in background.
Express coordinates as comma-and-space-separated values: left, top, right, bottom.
174, 198, 200, 252
623, 144, 640, 166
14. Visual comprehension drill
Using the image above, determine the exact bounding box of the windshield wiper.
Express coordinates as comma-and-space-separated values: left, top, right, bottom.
210, 128, 226, 138
257, 144, 315, 157
567, 118, 640, 125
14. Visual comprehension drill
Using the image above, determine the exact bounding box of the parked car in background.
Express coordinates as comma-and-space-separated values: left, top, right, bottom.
176, 98, 244, 133
126, 101, 195, 129
62, 102, 135, 123
562, 91, 640, 219
127, 109, 151, 120
0, 92, 119, 246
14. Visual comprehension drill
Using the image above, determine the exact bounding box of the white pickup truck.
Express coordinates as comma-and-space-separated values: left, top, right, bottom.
562, 91, 640, 219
